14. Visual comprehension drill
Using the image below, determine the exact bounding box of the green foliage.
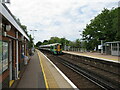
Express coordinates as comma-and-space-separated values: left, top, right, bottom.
35, 41, 42, 47
49, 37, 61, 44
36, 37, 71, 48
13, 15, 28, 36
36, 36, 82, 50
69, 39, 81, 48
28, 35, 34, 48
42, 40, 49, 45
83, 7, 120, 50
13, 16, 34, 49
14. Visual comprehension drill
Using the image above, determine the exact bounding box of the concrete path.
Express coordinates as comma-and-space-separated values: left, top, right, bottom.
16, 51, 46, 88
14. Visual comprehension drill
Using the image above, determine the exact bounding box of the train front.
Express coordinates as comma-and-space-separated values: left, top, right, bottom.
56, 44, 62, 54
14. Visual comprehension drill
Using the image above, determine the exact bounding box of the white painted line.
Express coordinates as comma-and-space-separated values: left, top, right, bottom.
63, 51, 120, 64
39, 51, 79, 90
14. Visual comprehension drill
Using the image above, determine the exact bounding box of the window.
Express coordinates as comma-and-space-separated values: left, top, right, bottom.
50, 46, 53, 49
2, 42, 8, 72
112, 43, 117, 51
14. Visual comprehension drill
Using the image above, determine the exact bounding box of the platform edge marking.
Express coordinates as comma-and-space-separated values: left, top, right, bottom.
37, 50, 49, 89
40, 51, 78, 89
63, 51, 120, 64
9, 80, 15, 87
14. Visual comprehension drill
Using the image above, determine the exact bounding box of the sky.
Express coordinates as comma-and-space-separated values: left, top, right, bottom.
6, 0, 119, 44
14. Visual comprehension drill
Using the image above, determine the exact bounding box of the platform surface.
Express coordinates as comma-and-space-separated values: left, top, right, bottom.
37, 50, 76, 89
63, 51, 120, 63
16, 51, 46, 88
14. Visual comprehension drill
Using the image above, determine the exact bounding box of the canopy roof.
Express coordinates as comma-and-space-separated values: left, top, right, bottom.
105, 41, 120, 44
0, 3, 29, 40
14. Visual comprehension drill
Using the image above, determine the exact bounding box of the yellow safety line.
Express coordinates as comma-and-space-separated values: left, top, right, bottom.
66, 51, 119, 61
77, 53, 118, 61
9, 80, 14, 87
37, 50, 49, 89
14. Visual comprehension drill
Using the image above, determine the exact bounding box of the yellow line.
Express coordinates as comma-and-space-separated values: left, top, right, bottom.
77, 53, 118, 61
9, 80, 14, 87
37, 50, 49, 89
66, 51, 118, 61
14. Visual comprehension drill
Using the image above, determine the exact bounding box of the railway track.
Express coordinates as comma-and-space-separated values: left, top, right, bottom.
41, 51, 120, 89
60, 54, 120, 84
57, 56, 120, 90
63, 54, 120, 76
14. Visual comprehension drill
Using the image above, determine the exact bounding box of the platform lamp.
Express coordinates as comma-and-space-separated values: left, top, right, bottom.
29, 29, 37, 47
30, 30, 37, 39
98, 31, 105, 54
3, 24, 11, 36
6, 24, 11, 31
79, 30, 83, 52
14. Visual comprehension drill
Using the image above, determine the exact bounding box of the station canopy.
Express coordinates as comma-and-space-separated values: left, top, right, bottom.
0, 3, 29, 40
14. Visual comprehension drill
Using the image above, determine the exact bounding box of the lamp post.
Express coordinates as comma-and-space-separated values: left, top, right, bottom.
98, 31, 105, 54
29, 30, 37, 47
30, 30, 37, 39
101, 40, 103, 54
79, 31, 83, 52
64, 37, 67, 51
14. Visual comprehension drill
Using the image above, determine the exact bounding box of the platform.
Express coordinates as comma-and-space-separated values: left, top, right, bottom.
15, 50, 77, 89
16, 50, 46, 88
63, 51, 120, 63
37, 50, 77, 89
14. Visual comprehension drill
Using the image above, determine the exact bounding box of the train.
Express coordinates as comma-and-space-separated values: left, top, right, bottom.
39, 43, 63, 54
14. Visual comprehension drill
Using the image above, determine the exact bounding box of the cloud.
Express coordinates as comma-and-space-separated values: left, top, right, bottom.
7, 0, 119, 43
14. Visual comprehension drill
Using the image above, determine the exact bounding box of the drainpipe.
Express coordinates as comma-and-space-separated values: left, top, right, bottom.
16, 31, 19, 79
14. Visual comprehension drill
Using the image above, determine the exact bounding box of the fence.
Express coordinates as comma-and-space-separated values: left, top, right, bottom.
64, 47, 86, 52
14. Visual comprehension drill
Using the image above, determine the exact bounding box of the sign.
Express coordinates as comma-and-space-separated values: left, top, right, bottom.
98, 45, 102, 49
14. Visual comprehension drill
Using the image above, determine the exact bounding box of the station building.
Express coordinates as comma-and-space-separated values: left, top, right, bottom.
0, 3, 29, 89
105, 41, 120, 56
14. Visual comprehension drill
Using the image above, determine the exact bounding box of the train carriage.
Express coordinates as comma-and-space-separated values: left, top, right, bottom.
39, 43, 62, 54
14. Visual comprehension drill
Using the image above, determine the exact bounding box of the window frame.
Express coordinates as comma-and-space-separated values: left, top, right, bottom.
2, 41, 9, 72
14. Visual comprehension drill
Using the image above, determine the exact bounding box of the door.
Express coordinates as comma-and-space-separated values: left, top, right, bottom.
111, 43, 119, 56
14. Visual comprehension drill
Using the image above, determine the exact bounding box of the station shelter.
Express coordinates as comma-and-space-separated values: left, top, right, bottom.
0, 3, 29, 89
105, 41, 120, 56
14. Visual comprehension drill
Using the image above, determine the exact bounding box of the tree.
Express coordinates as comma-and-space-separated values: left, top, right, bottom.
36, 41, 42, 47
13, 16, 34, 48
49, 37, 61, 44
36, 37, 71, 49
13, 15, 28, 36
82, 7, 120, 51
28, 35, 34, 48
42, 40, 49, 45
75, 39, 81, 48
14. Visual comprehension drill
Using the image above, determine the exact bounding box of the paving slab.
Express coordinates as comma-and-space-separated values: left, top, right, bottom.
37, 50, 76, 89
16, 51, 46, 88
